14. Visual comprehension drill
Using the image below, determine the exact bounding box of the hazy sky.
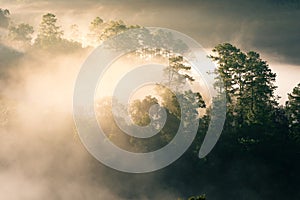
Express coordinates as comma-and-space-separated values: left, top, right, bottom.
1, 0, 299, 102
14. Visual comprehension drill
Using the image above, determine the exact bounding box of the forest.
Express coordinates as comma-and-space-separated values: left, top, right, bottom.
0, 8, 300, 200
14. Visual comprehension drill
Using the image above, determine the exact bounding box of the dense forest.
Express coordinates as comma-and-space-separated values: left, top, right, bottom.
0, 8, 299, 200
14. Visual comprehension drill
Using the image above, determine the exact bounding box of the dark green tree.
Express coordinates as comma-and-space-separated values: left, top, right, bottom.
286, 83, 300, 142
210, 43, 277, 126
209, 43, 246, 127
243, 51, 277, 124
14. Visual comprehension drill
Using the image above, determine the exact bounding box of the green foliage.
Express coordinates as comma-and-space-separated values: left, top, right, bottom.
243, 51, 278, 124
95, 54, 206, 153
129, 96, 158, 126
125, 55, 206, 152
210, 43, 277, 126
286, 83, 300, 142
2, 10, 299, 198
156, 56, 205, 119
166, 56, 194, 86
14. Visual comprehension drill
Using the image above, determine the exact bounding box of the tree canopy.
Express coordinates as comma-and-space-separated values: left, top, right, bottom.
286, 83, 300, 143
0, 10, 299, 199
8, 23, 34, 44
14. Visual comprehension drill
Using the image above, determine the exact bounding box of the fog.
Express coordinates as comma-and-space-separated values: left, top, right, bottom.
3, 0, 300, 64
0, 46, 186, 199
0, 42, 275, 200
2, 0, 299, 103
0, 1, 299, 199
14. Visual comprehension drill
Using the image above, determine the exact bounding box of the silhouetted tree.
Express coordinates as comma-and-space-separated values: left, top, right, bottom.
286, 83, 300, 142
210, 43, 277, 127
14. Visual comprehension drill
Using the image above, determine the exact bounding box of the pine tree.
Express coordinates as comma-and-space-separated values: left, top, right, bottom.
35, 13, 63, 47
286, 83, 300, 142
243, 51, 277, 124
209, 43, 277, 126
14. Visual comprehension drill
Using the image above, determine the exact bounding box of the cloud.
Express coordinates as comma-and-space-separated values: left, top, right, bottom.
0, 46, 181, 199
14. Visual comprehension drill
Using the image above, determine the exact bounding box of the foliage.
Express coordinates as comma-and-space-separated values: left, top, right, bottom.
1, 10, 299, 199
129, 95, 159, 126
88, 16, 140, 45
100, 20, 137, 41
156, 56, 205, 119
210, 43, 277, 126
34, 13, 81, 51
35, 13, 63, 46
8, 23, 34, 44
286, 83, 300, 142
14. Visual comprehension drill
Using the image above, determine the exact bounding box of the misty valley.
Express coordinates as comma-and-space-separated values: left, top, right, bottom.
1, 4, 300, 200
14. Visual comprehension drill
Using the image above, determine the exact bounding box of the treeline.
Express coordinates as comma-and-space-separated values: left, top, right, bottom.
206, 43, 299, 159
0, 8, 138, 52
1, 7, 299, 199
174, 44, 299, 199
95, 43, 300, 199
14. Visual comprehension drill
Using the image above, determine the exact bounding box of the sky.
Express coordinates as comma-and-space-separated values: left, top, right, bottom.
1, 0, 300, 102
